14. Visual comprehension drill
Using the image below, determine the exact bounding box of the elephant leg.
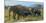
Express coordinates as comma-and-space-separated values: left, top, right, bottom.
38, 13, 41, 16
15, 14, 19, 20
9, 11, 11, 20
22, 15, 24, 19
13, 12, 16, 20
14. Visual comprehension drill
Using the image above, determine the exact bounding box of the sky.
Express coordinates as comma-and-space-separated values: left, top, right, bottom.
5, 0, 43, 7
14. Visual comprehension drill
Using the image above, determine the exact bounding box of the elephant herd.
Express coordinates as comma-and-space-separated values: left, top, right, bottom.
9, 6, 41, 20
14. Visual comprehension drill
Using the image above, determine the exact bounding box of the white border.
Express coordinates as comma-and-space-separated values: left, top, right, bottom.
0, 0, 4, 23
0, 0, 45, 23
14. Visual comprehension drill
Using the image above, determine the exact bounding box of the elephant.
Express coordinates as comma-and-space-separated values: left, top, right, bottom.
9, 5, 33, 20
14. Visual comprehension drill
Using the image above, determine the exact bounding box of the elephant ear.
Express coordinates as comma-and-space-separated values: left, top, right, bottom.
16, 10, 20, 14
